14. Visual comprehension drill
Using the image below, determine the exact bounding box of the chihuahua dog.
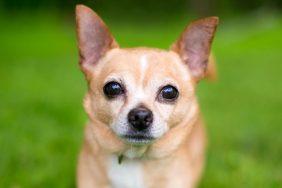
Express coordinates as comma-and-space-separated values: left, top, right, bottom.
75, 4, 218, 188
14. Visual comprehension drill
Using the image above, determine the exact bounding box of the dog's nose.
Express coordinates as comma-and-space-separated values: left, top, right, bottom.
128, 107, 153, 131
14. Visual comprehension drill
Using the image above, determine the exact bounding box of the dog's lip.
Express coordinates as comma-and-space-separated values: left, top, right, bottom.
120, 134, 155, 144
122, 134, 155, 140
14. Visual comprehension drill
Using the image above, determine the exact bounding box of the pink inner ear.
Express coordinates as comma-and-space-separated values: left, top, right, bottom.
76, 5, 118, 70
171, 17, 218, 81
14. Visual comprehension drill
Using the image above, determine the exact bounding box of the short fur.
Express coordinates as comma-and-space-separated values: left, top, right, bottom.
75, 4, 218, 188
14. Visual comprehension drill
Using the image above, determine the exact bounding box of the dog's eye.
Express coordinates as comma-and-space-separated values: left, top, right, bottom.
159, 85, 179, 102
103, 81, 124, 98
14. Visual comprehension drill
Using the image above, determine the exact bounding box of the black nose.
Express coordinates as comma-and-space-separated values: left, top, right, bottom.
128, 107, 153, 131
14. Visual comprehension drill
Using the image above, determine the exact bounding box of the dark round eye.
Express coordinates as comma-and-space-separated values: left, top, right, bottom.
103, 81, 124, 98
159, 85, 179, 102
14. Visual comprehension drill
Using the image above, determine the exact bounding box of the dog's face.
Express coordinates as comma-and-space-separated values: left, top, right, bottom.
87, 48, 196, 145
76, 5, 218, 149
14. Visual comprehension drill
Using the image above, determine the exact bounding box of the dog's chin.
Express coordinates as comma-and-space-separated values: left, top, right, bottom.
120, 133, 156, 146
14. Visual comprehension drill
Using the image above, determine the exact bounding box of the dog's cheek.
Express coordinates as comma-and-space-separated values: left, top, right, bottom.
154, 103, 174, 125
97, 100, 126, 126
154, 93, 191, 128
166, 94, 194, 127
109, 99, 125, 118
170, 103, 191, 126
86, 90, 112, 125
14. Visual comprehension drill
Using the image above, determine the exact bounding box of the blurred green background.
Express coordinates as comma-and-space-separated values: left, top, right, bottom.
0, 0, 282, 187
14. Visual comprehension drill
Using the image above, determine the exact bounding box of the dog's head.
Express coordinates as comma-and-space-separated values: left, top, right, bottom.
76, 5, 218, 156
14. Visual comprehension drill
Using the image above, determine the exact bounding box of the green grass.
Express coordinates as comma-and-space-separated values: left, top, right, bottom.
0, 12, 282, 187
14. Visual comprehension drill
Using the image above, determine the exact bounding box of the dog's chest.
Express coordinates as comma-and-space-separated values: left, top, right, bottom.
107, 156, 145, 188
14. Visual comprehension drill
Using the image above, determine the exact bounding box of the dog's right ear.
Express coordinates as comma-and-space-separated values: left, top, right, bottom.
76, 5, 118, 74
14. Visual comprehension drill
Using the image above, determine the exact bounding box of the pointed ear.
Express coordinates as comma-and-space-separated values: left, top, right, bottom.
171, 17, 219, 81
75, 5, 118, 73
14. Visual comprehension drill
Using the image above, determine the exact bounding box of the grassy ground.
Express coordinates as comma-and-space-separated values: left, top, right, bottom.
0, 12, 281, 187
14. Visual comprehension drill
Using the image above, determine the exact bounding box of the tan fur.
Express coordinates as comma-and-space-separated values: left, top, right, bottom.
206, 54, 217, 80
75, 5, 218, 188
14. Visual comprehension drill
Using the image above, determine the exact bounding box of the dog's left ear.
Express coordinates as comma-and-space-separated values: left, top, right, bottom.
171, 17, 219, 81
76, 5, 118, 74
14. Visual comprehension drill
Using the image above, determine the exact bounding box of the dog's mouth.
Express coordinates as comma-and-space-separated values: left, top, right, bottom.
121, 134, 155, 145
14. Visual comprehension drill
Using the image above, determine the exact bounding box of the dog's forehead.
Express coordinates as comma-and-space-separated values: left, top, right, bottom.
103, 48, 178, 66
96, 48, 191, 82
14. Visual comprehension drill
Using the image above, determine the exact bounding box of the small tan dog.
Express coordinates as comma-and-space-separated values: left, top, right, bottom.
75, 4, 218, 188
